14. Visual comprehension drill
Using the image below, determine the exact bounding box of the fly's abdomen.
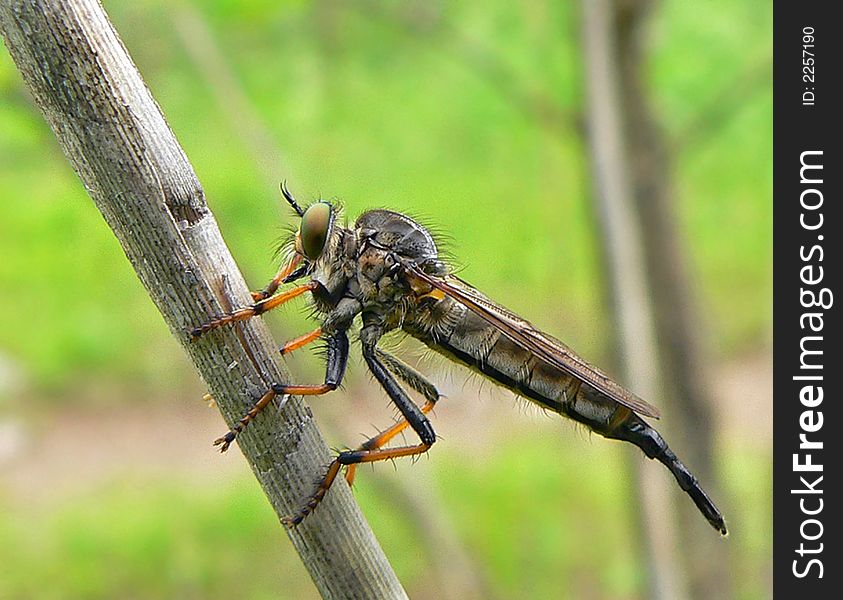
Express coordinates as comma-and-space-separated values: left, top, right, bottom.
412, 303, 579, 415
410, 299, 626, 430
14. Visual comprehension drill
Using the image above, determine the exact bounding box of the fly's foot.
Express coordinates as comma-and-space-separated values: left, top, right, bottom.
213, 430, 237, 453
189, 317, 222, 339
282, 461, 343, 527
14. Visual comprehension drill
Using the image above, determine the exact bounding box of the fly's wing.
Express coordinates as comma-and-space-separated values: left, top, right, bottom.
408, 266, 661, 419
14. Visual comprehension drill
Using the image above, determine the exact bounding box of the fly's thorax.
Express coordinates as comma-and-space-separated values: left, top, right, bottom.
350, 210, 439, 323
354, 243, 411, 322
354, 210, 439, 264
357, 244, 394, 285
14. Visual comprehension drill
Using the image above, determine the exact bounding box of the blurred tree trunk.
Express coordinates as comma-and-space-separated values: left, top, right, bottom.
613, 1, 730, 597
0, 2, 407, 598
581, 1, 730, 598
580, 2, 687, 598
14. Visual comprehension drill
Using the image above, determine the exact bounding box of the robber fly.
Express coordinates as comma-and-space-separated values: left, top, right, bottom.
191, 185, 727, 535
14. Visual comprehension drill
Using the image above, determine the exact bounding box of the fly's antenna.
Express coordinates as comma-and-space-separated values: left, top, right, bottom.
281, 180, 305, 217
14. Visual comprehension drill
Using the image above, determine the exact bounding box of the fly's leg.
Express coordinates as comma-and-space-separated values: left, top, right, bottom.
283, 443, 433, 528
272, 329, 348, 395
213, 331, 349, 452
345, 350, 442, 485
375, 349, 441, 404
198, 327, 322, 425
599, 406, 728, 536
283, 333, 437, 527
213, 386, 282, 452
280, 327, 323, 356
190, 281, 318, 338
251, 254, 306, 302
343, 399, 437, 486
358, 338, 437, 448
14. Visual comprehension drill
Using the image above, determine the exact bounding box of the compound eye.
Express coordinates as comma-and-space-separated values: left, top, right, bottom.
299, 202, 332, 260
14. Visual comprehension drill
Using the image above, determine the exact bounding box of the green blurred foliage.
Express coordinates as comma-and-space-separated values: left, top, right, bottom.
0, 438, 770, 600
0, 0, 771, 598
0, 477, 311, 599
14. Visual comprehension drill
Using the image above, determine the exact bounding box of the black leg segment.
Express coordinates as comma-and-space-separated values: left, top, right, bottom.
324, 329, 350, 387
271, 329, 349, 396
361, 342, 436, 446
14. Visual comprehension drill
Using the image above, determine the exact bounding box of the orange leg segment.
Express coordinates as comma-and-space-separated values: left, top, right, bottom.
283, 397, 437, 527
191, 281, 317, 338
211, 331, 349, 453
344, 399, 436, 486
283, 442, 433, 527
280, 327, 323, 355
213, 386, 281, 452
210, 377, 339, 453
280, 461, 342, 528
275, 383, 336, 395
251, 254, 303, 301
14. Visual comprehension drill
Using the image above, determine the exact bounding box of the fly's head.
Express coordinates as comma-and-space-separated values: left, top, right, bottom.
281, 183, 351, 300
